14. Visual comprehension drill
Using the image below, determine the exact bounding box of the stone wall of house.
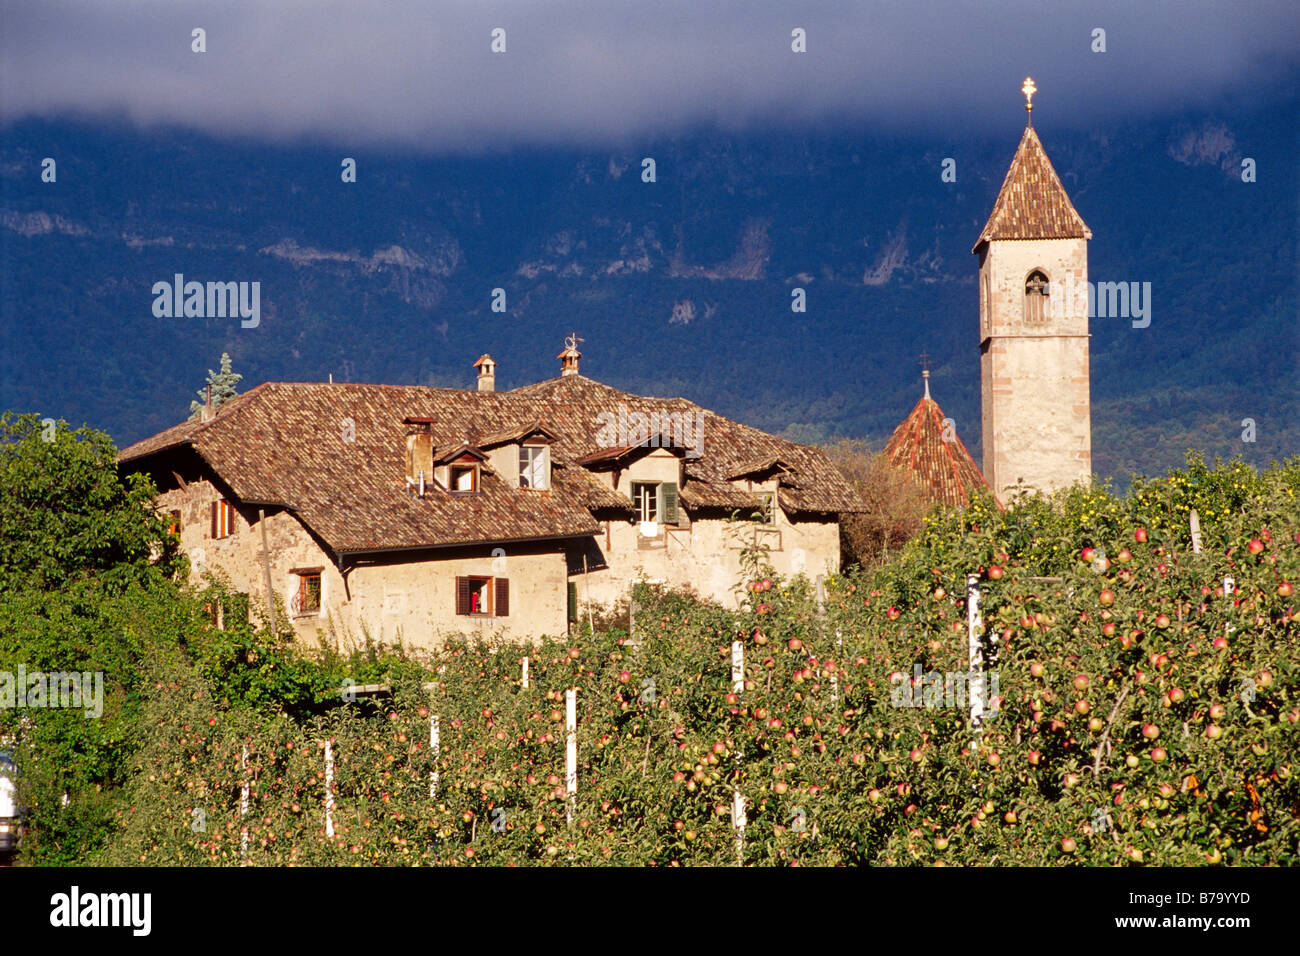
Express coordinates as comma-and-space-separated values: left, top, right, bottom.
340, 545, 569, 651
158, 478, 569, 651
157, 444, 840, 651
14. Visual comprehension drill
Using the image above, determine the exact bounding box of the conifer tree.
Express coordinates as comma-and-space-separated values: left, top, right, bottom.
189, 352, 242, 419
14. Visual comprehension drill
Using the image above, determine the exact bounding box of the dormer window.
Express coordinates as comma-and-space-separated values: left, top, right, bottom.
1024, 271, 1049, 323
450, 463, 479, 494
519, 445, 549, 490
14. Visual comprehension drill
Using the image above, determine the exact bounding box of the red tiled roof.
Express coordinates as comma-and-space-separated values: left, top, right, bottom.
883, 381, 999, 509
119, 374, 863, 556
973, 124, 1092, 252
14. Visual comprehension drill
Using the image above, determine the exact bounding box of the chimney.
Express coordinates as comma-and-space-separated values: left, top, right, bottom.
474, 354, 496, 392
558, 333, 582, 377
201, 384, 214, 422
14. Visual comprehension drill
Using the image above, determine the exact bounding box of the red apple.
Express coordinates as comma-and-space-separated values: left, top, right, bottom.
1278, 582, 1294, 598
1099, 590, 1116, 607
1074, 674, 1090, 691
987, 565, 1004, 580
1134, 528, 1148, 543
1142, 723, 1160, 739
887, 606, 900, 620
1248, 538, 1265, 555
787, 637, 802, 651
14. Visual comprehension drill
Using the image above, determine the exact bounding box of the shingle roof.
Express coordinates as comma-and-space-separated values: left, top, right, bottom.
119, 374, 863, 556
883, 379, 999, 509
973, 124, 1092, 252
511, 375, 864, 514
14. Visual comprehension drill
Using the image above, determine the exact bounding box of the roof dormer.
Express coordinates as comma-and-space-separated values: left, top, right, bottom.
433, 443, 488, 495
476, 421, 558, 491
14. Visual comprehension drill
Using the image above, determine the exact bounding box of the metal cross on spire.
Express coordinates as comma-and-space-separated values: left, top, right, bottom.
919, 350, 932, 400
1022, 77, 1036, 123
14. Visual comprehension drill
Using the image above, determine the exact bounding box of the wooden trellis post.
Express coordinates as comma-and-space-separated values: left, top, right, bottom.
731, 638, 746, 864
565, 688, 577, 824
324, 740, 336, 839
967, 573, 985, 746
239, 745, 250, 865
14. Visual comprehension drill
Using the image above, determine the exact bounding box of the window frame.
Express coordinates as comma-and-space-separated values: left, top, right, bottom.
1023, 270, 1050, 324
632, 482, 659, 524
456, 575, 510, 617
211, 499, 234, 539
518, 444, 549, 490
449, 463, 480, 495
753, 490, 778, 526
294, 571, 322, 616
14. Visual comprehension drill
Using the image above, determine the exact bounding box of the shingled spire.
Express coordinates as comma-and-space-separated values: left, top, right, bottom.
972, 87, 1092, 253
884, 370, 998, 509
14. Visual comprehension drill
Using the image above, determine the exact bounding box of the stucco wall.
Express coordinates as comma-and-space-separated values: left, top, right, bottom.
579, 452, 841, 610
154, 444, 840, 651
979, 237, 1091, 500
158, 477, 569, 652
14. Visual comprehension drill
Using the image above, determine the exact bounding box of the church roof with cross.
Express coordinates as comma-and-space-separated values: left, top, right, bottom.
883, 367, 1000, 509
972, 78, 1092, 252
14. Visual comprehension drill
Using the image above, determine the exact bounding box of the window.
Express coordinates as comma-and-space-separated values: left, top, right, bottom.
519, 445, 549, 490
168, 509, 181, 536
456, 576, 509, 617
450, 464, 479, 494
632, 483, 658, 523
753, 491, 777, 525
632, 481, 679, 525
210, 500, 234, 538
294, 572, 321, 616
1024, 270, 1049, 324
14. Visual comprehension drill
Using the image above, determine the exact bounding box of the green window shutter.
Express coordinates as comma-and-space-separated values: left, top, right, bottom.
568, 581, 578, 623
660, 482, 678, 524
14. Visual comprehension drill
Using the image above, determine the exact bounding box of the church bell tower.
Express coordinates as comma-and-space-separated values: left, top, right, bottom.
976, 78, 1093, 502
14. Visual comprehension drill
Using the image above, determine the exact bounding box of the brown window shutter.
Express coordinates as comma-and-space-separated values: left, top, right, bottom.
495, 578, 510, 617
456, 576, 470, 616
210, 501, 218, 538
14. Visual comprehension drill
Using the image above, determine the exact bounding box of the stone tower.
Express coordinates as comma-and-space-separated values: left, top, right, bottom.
975, 78, 1092, 502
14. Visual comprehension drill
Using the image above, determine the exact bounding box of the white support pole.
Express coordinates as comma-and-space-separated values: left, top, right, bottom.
732, 786, 746, 865
565, 688, 577, 825
1189, 509, 1203, 554
521, 656, 530, 689
967, 574, 985, 745
430, 714, 441, 799
239, 745, 250, 865
324, 740, 336, 839
831, 627, 842, 706
731, 638, 746, 864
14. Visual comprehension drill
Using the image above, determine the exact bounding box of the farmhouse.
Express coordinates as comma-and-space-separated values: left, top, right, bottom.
118, 344, 863, 648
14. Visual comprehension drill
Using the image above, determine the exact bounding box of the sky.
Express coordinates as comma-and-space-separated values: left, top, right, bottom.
2, 1, 1298, 151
